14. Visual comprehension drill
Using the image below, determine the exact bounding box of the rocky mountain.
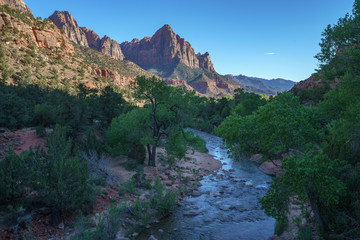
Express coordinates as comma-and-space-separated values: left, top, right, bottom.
120, 24, 240, 96
227, 74, 296, 95
48, 11, 240, 96
0, 4, 151, 99
49, 11, 124, 61
290, 74, 338, 91
48, 11, 87, 46
0, 11, 74, 53
0, 0, 32, 15
120, 24, 214, 73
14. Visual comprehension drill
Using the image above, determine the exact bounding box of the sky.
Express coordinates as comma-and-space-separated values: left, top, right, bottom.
26, 0, 354, 82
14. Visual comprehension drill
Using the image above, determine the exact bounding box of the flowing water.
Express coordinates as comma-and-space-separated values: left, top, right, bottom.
136, 130, 275, 240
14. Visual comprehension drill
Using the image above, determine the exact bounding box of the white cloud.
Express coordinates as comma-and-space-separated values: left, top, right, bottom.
266, 52, 276, 55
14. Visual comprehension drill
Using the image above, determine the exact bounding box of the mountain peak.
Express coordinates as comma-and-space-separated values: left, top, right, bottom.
49, 10, 88, 46
160, 24, 173, 31
121, 24, 214, 73
49, 11, 124, 61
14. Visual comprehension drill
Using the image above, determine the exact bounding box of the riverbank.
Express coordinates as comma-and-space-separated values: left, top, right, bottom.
135, 130, 275, 240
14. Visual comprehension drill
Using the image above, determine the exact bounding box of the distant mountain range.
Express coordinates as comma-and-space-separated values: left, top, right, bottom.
227, 74, 296, 95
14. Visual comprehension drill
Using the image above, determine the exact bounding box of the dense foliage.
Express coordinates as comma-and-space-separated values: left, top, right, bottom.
107, 76, 207, 167
0, 126, 94, 217
217, 1, 360, 238
0, 83, 127, 135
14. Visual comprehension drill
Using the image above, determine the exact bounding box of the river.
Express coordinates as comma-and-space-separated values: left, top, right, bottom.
136, 130, 275, 240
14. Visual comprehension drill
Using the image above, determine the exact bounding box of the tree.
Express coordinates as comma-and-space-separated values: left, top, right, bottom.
107, 76, 206, 167
216, 92, 321, 159
40, 125, 94, 214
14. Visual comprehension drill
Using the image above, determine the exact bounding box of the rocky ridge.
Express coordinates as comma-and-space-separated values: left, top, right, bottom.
120, 24, 214, 72
227, 74, 296, 95
290, 74, 339, 92
0, 0, 32, 15
49, 11, 124, 60
0, 11, 74, 53
48, 11, 240, 96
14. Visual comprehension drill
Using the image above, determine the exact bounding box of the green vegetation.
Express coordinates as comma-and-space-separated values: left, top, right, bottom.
216, 1, 360, 238
0, 84, 127, 134
107, 76, 207, 167
0, 126, 95, 222
190, 88, 267, 133
1, 1, 359, 238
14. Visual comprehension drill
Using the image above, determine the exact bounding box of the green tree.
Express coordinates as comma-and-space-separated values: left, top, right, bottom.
0, 150, 30, 204
39, 125, 94, 214
216, 92, 321, 159
108, 76, 206, 167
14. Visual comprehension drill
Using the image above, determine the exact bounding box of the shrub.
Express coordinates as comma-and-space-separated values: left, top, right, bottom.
119, 179, 136, 196
0, 150, 30, 204
35, 125, 46, 137
84, 151, 117, 186
298, 227, 313, 240
72, 205, 123, 240
274, 218, 288, 236
3, 205, 32, 233
33, 104, 54, 127
40, 126, 94, 214
150, 177, 177, 216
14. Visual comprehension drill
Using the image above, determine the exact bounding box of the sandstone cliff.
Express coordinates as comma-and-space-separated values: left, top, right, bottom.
0, 11, 74, 53
0, 0, 32, 16
120, 24, 214, 73
81, 27, 100, 49
47, 12, 239, 97
49, 11, 124, 61
48, 11, 88, 47
100, 35, 124, 61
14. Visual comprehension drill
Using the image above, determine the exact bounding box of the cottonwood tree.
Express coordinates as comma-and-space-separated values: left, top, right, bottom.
107, 76, 206, 167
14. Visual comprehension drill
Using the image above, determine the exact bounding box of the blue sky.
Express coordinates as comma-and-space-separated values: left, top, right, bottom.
26, 0, 354, 82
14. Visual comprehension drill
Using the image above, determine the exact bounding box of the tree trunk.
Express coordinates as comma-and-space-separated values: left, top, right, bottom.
306, 189, 326, 234
147, 144, 156, 167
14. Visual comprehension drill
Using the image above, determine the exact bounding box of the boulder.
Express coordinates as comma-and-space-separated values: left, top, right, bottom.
259, 160, 283, 176
183, 210, 199, 216
250, 154, 263, 164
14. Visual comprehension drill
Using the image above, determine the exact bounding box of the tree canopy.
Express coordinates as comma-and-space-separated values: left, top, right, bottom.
107, 76, 206, 167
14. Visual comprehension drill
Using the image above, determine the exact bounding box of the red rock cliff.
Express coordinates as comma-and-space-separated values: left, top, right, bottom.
49, 11, 124, 60
0, 12, 74, 53
49, 11, 88, 47
120, 24, 215, 72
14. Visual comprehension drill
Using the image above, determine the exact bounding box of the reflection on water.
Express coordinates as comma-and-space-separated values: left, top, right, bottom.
136, 130, 275, 240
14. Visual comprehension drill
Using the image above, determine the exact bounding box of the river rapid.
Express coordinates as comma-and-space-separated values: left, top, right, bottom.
137, 130, 275, 240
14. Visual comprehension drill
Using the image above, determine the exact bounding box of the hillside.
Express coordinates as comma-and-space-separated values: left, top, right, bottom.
0, 4, 158, 100
48, 11, 241, 97
227, 74, 296, 95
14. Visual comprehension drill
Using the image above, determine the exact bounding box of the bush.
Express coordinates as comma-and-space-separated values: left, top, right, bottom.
35, 125, 46, 137
3, 205, 32, 233
72, 205, 123, 240
84, 151, 117, 186
0, 150, 30, 204
298, 227, 313, 240
132, 168, 151, 189
274, 218, 288, 236
40, 126, 94, 214
33, 104, 54, 127
119, 179, 136, 196
150, 177, 177, 216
